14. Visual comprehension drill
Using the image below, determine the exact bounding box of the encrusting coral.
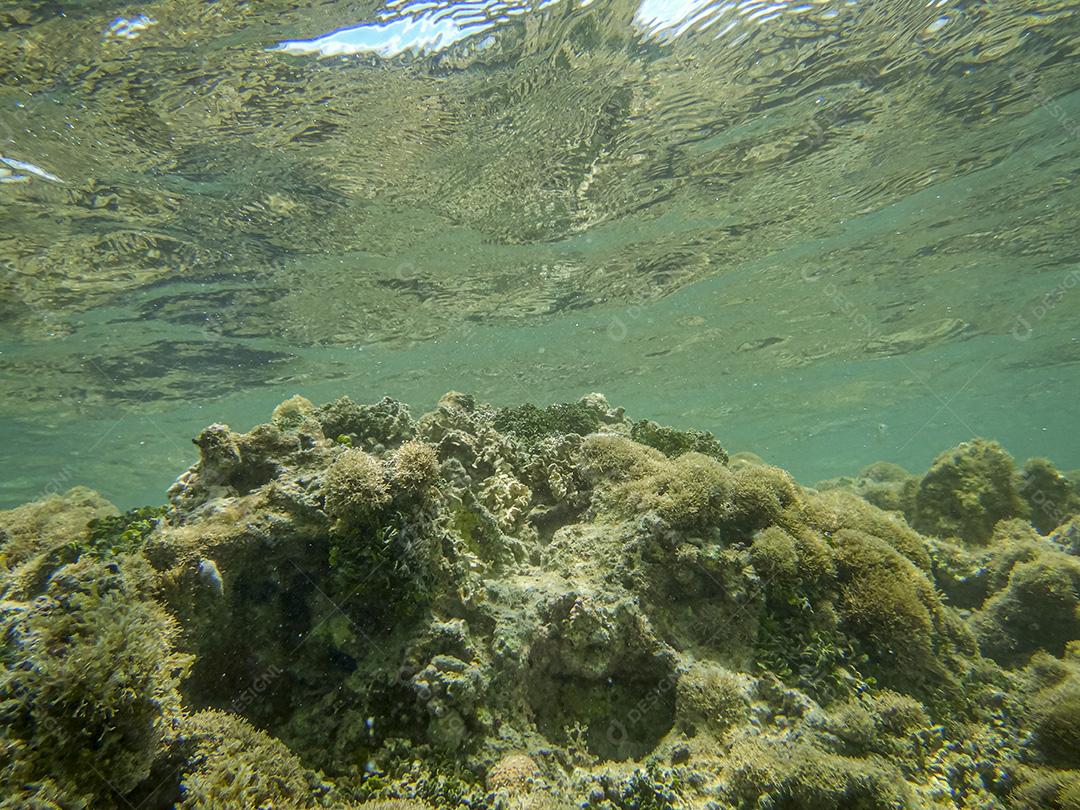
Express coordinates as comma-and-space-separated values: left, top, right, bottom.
2, 392, 1080, 809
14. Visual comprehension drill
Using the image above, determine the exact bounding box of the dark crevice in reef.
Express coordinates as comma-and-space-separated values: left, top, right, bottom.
2, 391, 1080, 808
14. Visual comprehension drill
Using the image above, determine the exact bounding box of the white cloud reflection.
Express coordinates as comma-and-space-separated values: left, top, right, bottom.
273, 0, 565, 58
273, 0, 857, 59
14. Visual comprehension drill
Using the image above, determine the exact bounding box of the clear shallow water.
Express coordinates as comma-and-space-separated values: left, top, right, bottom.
1, 0, 1079, 508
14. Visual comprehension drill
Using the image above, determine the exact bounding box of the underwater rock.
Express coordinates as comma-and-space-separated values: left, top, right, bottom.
317, 395, 417, 450
4, 392, 1080, 808
173, 710, 330, 809
816, 460, 918, 517
0, 552, 191, 804
1020, 457, 1080, 535
971, 538, 1080, 666
912, 439, 1029, 545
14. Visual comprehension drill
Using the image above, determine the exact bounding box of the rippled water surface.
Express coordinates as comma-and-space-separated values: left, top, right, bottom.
1, 0, 1078, 507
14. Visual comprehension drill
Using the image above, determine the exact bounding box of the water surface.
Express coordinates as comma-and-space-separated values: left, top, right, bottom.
1, 0, 1078, 506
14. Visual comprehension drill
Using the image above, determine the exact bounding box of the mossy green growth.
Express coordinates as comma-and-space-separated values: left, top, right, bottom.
317, 395, 417, 449
80, 505, 168, 556
827, 689, 930, 760
603, 450, 733, 531
0, 486, 117, 568
1020, 457, 1080, 534
324, 448, 391, 524
913, 439, 1028, 545
493, 401, 603, 449
675, 662, 750, 734
802, 489, 931, 572
724, 736, 912, 810
971, 548, 1080, 666
750, 526, 870, 702
175, 710, 326, 809
449, 501, 506, 565
724, 463, 799, 539
1012, 767, 1080, 810
328, 516, 433, 630
754, 608, 874, 704
349, 755, 483, 809
1030, 674, 1080, 769
828, 529, 953, 692
270, 394, 317, 431
391, 440, 440, 494
0, 556, 189, 801
629, 419, 728, 463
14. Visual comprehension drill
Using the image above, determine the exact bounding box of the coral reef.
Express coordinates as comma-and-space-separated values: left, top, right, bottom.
3, 393, 1080, 809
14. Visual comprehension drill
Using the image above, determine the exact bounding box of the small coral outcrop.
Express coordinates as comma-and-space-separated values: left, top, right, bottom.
1021, 457, 1080, 535
912, 439, 1029, 545
323, 447, 391, 524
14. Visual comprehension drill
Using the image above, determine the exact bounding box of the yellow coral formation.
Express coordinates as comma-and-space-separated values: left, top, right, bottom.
487, 752, 543, 793
675, 662, 750, 734
323, 447, 390, 522
392, 440, 440, 492
271, 393, 318, 431
175, 710, 323, 809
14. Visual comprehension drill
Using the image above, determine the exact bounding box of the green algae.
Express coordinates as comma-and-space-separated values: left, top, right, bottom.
81, 505, 170, 557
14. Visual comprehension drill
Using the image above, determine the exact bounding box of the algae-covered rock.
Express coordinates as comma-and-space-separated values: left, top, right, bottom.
0, 486, 116, 569
674, 662, 751, 735
271, 393, 318, 429
1012, 767, 1080, 810
912, 439, 1028, 545
628, 418, 728, 463
317, 395, 417, 450
174, 710, 328, 809
972, 545, 1080, 666
1031, 679, 1080, 769
1021, 457, 1080, 534
815, 460, 918, 517
722, 736, 913, 809
5, 392, 1080, 809
0, 553, 190, 805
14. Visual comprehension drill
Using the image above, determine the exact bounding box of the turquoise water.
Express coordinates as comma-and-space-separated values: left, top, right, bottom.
1, 0, 1079, 505
6, 3, 1080, 808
